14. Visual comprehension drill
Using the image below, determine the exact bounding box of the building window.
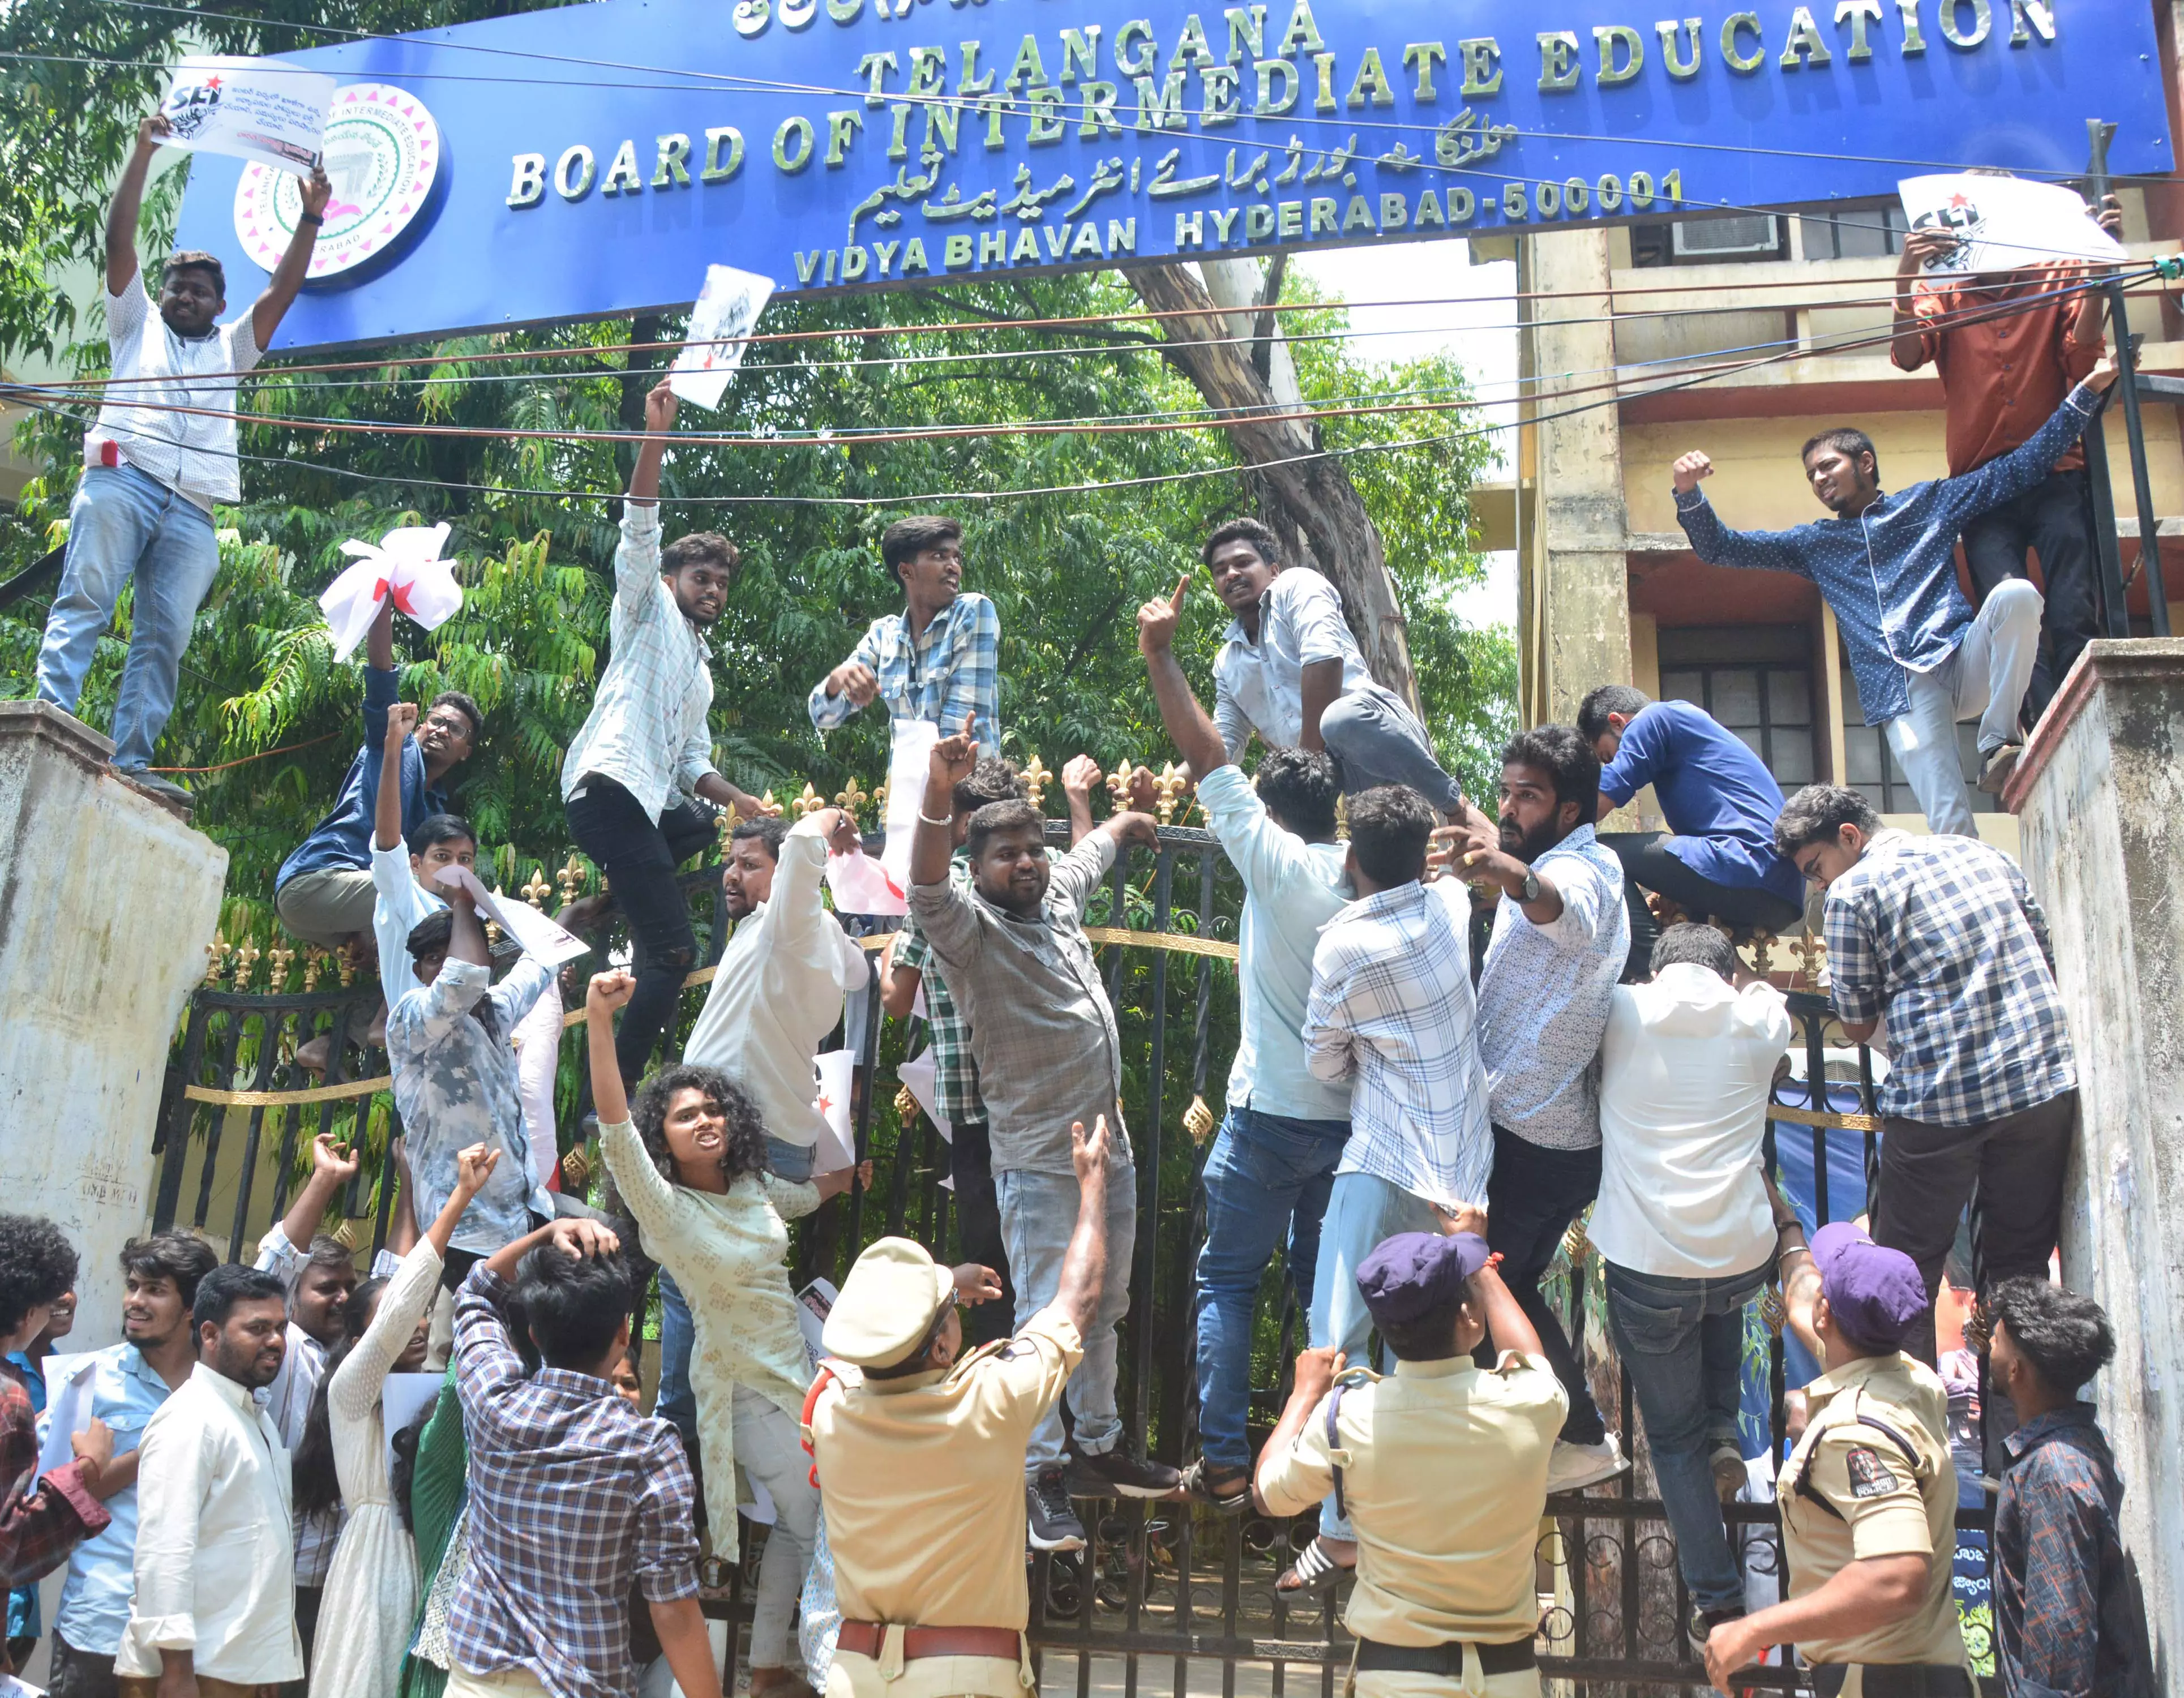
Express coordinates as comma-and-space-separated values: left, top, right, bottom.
1840, 668, 1999, 817
1797, 203, 1908, 261
1630, 212, 1789, 268
1655, 625, 1816, 794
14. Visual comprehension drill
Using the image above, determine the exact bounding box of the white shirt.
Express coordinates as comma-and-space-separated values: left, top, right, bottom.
1589, 964, 1795, 1279
560, 505, 718, 823
371, 839, 443, 1008
684, 814, 872, 1149
1196, 764, 1352, 1123
1303, 878, 1492, 1210
87, 280, 262, 508
1211, 567, 1376, 761
1475, 825, 1630, 1151
117, 1365, 303, 1685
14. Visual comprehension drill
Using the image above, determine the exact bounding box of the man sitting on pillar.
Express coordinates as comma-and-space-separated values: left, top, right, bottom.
1576, 684, 1804, 977
1671, 356, 2117, 834
1200, 518, 1465, 813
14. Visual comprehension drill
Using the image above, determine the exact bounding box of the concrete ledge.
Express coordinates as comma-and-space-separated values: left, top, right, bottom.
2005, 638, 2184, 813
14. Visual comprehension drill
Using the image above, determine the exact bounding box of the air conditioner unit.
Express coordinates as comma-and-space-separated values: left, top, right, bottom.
1670, 215, 1780, 259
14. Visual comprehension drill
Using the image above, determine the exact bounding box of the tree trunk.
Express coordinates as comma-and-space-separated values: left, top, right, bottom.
1126, 262, 1420, 712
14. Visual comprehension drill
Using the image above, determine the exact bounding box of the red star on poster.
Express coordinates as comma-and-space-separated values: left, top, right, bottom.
205, 75, 222, 90
816, 1092, 835, 1115
1947, 192, 1971, 209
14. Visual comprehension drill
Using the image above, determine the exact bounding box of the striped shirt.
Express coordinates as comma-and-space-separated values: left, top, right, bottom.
807, 591, 1001, 756
1303, 877, 1492, 1210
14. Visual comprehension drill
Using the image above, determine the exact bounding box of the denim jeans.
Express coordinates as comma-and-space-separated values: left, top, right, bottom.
1482, 1125, 1607, 1446
950, 1123, 1016, 1349
1885, 577, 2041, 838
1603, 1261, 1766, 1615
655, 1136, 814, 1455
996, 1159, 1137, 1475
1194, 1106, 1348, 1474
1317, 683, 1466, 813
36, 464, 222, 770
1308, 1171, 1441, 1540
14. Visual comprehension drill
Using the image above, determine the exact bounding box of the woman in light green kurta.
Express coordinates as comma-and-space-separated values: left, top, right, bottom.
586, 968, 862, 1698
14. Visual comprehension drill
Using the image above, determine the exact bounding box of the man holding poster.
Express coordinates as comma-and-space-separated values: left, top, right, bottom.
35, 112, 330, 805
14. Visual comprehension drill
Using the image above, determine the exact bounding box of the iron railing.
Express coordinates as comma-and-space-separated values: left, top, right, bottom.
152, 826, 1984, 1696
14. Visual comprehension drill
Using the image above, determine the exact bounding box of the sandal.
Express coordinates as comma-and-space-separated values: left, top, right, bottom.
1180, 1457, 1252, 1513
1274, 1536, 1350, 1597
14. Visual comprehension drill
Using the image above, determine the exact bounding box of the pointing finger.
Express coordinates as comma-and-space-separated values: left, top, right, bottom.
1170, 572, 1190, 608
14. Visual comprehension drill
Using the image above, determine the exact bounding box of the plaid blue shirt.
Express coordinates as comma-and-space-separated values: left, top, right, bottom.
1676, 383, 2097, 724
807, 591, 1002, 756
1823, 830, 2075, 1127
891, 858, 986, 1127
451, 1264, 700, 1698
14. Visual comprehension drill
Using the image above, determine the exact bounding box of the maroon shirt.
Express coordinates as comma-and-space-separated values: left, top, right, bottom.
0, 1360, 109, 1586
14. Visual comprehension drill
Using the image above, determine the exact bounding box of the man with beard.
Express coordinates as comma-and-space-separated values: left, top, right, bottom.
1672, 358, 2117, 833
907, 714, 1180, 1553
1443, 726, 1630, 1494
117, 1265, 301, 1698
566, 379, 772, 1122
46, 1234, 221, 1698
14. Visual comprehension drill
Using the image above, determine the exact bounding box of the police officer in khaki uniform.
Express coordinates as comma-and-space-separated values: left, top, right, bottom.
803, 1116, 1115, 1698
1256, 1231, 1566, 1698
1704, 1219, 1973, 1698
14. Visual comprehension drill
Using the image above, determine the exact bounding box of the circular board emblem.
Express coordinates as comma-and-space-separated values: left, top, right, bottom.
233, 82, 442, 278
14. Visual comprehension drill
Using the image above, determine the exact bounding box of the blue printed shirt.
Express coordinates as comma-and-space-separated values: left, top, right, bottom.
807, 591, 1001, 757
1675, 383, 2099, 724
1599, 700, 1803, 910
49, 1344, 182, 1657
277, 664, 449, 887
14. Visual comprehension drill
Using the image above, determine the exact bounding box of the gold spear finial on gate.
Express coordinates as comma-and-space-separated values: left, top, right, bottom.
521, 866, 553, 910
267, 944, 294, 993
203, 934, 229, 985
230, 938, 260, 989
302, 946, 327, 993
335, 940, 359, 988
557, 854, 588, 906
791, 781, 823, 820
1019, 753, 1051, 810
1154, 762, 1187, 826
836, 775, 870, 818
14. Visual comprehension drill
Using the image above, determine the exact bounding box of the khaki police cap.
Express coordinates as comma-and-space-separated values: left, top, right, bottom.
824, 1236, 956, 1369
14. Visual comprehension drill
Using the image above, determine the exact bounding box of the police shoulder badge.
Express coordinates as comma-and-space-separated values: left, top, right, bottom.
1843, 1445, 1900, 1499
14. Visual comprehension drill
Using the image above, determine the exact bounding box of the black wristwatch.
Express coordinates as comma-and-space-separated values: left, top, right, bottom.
1518, 869, 1541, 903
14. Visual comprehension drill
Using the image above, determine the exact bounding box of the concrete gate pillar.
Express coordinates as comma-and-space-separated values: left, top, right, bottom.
0, 703, 227, 1345
2007, 638, 2184, 1685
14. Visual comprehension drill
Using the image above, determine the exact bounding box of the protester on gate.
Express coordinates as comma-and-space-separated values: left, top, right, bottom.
367, 700, 473, 1010
809, 516, 1002, 759
1137, 574, 1355, 1513
448, 1217, 718, 1698
878, 756, 1030, 1349
1289, 784, 1490, 1595
1440, 725, 1630, 1493
8, 1283, 78, 1668
276, 597, 481, 966
1891, 193, 2122, 729
0, 1217, 112, 1626
44, 1234, 216, 1698
803, 1118, 1113, 1698
117, 1263, 300, 1698
1986, 1279, 2154, 1698
1589, 923, 1795, 1646
1705, 1221, 1971, 1696
299, 1146, 498, 1698
1576, 685, 1804, 976
34, 114, 331, 807
1254, 1233, 1565, 1698
1672, 357, 2118, 834
564, 378, 770, 1125
1774, 784, 2076, 1393
387, 884, 561, 1313
1196, 518, 1464, 812
907, 712, 1180, 1551
591, 972, 871, 1696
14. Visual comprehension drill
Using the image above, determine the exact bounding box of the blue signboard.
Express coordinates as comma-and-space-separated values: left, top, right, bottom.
173, 0, 2173, 350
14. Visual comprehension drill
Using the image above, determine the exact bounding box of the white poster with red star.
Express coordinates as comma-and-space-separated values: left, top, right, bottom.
162, 56, 335, 176
668, 265, 776, 410
1899, 173, 2125, 277
812, 1049, 857, 1175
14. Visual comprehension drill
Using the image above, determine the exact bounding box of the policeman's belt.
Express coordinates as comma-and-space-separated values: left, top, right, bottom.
837, 1621, 1024, 1663
1353, 1637, 1537, 1678
1810, 1663, 1973, 1698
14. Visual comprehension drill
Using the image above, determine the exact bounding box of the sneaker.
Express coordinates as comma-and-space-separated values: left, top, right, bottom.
1976, 742, 2023, 795
1067, 1447, 1184, 1500
1690, 1603, 1745, 1648
1026, 1466, 1086, 1552
1545, 1434, 1631, 1494
111, 764, 194, 809
1711, 1440, 1746, 1502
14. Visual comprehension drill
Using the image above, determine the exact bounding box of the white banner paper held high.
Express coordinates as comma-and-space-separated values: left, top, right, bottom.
1899, 173, 2126, 277
434, 865, 590, 968
669, 267, 776, 410
812, 1049, 857, 1174
318, 524, 464, 663
879, 719, 940, 903
896, 1049, 952, 1145
162, 57, 337, 176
